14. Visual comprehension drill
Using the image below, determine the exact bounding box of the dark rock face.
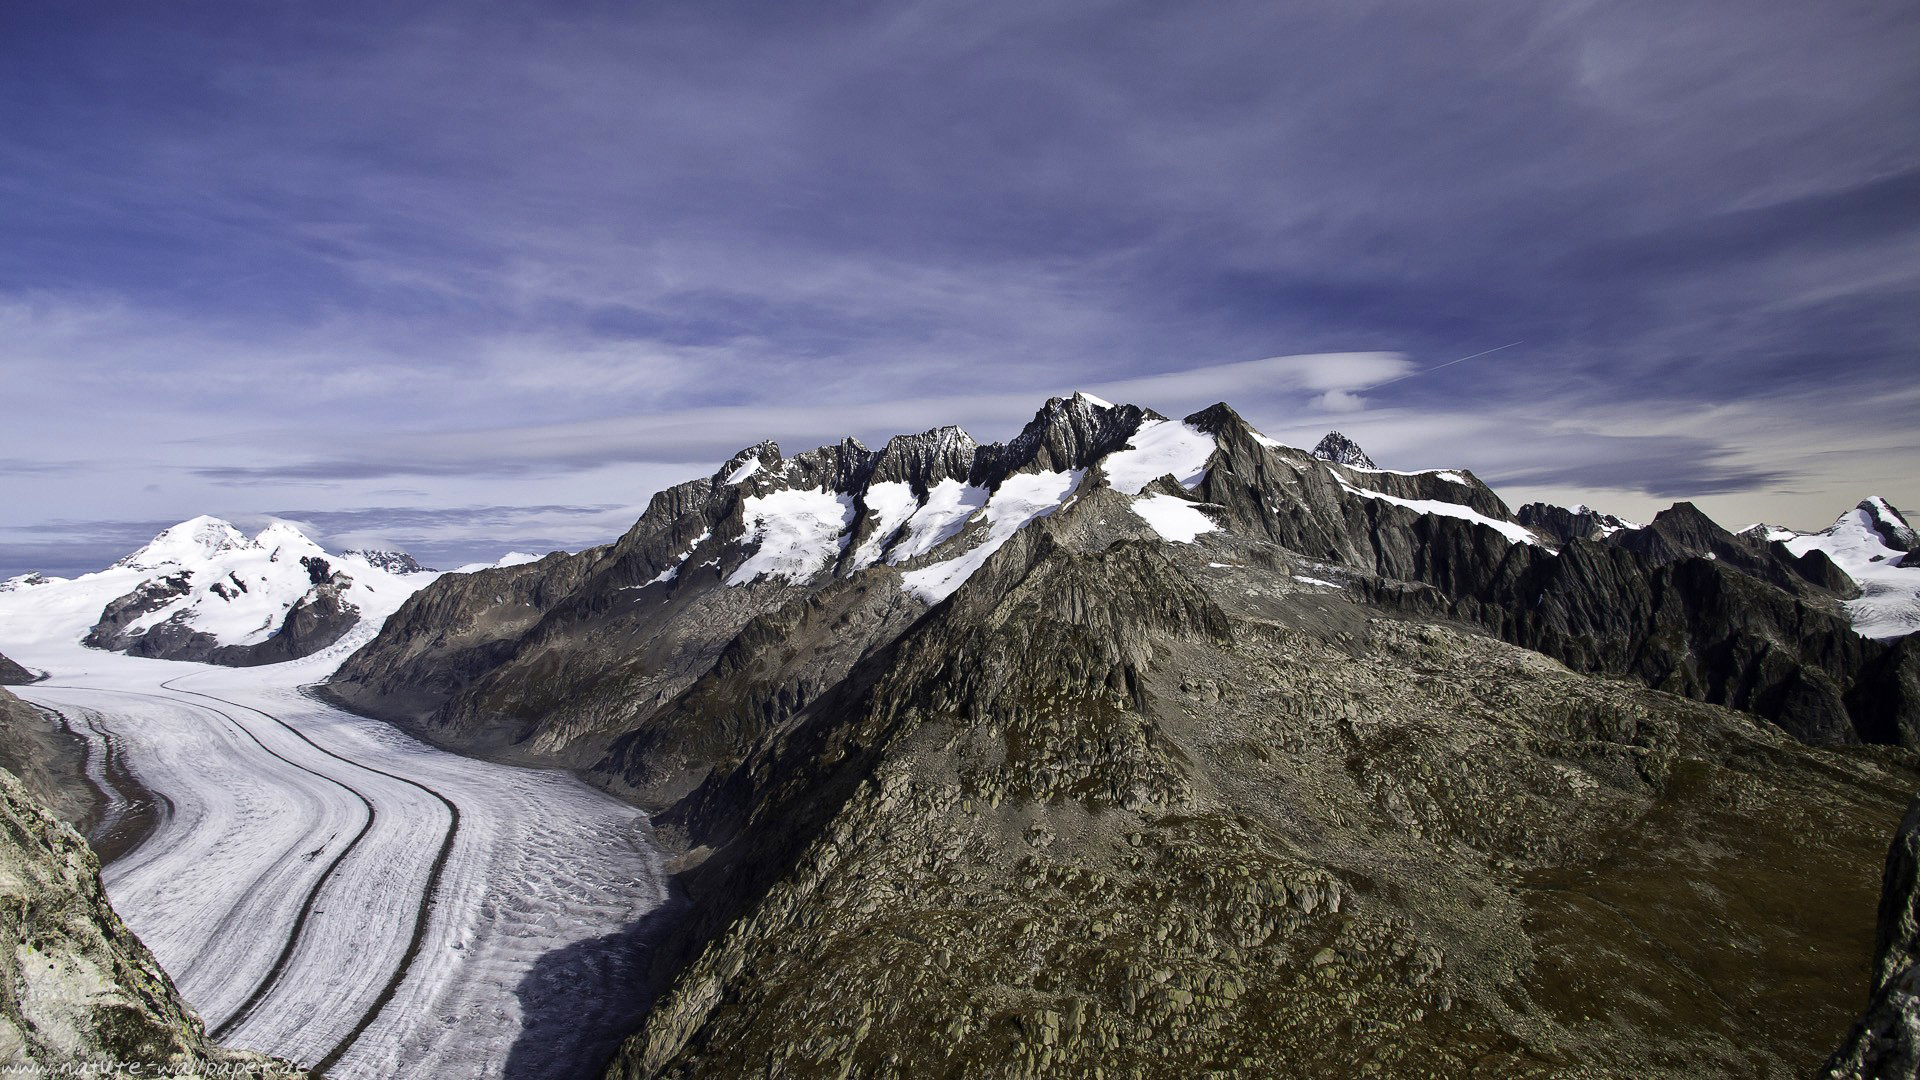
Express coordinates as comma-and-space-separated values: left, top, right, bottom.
1310, 430, 1376, 468
207, 583, 361, 668
1825, 792, 1920, 1080
83, 572, 195, 652
1862, 499, 1920, 554
0, 688, 96, 828
0, 652, 41, 686
0, 766, 302, 1075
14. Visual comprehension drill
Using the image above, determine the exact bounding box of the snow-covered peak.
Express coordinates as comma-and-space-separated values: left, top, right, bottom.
1851, 497, 1919, 552
343, 550, 436, 575
115, 516, 256, 570
1784, 497, 1920, 640
253, 521, 329, 563
1311, 432, 1376, 469
0, 515, 445, 668
1071, 390, 1117, 409
715, 440, 782, 486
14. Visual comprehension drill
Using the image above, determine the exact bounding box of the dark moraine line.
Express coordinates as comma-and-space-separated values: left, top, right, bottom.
50, 701, 176, 867
52, 682, 381, 1040
161, 678, 463, 1076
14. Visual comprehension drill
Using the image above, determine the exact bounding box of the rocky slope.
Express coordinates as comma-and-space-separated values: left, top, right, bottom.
0, 764, 302, 1076
609, 502, 1916, 1077
319, 394, 1920, 1077
0, 651, 41, 685
1825, 792, 1920, 1079
0, 688, 97, 829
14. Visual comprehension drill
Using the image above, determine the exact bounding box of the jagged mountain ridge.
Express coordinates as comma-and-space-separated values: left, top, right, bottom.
329, 394, 1917, 795
326, 396, 1527, 783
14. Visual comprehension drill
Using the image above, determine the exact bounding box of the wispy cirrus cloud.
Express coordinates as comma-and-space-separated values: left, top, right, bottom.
0, 0, 1914, 576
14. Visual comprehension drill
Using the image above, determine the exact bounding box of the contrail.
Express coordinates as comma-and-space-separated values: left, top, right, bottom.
1362, 341, 1523, 390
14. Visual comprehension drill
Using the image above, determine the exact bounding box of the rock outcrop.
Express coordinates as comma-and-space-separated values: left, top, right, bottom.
0, 652, 41, 686
0, 765, 302, 1076
0, 689, 98, 830
1825, 791, 1920, 1079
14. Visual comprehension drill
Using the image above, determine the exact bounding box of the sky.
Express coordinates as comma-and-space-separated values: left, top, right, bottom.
1, 0, 1915, 577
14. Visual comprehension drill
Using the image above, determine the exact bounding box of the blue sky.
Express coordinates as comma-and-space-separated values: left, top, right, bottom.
2, 0, 1916, 575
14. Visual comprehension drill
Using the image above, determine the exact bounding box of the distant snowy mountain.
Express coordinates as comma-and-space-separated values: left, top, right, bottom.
342, 549, 437, 575
0, 517, 441, 667
448, 551, 550, 575
1770, 498, 1920, 640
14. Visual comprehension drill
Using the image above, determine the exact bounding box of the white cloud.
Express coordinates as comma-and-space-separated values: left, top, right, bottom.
1311, 389, 1369, 413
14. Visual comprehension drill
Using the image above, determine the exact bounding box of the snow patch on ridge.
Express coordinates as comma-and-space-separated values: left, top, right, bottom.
1129, 495, 1218, 544
900, 470, 1084, 604
1338, 480, 1542, 547
648, 529, 712, 585
728, 489, 857, 585
1101, 420, 1216, 495
884, 479, 992, 565
850, 482, 923, 570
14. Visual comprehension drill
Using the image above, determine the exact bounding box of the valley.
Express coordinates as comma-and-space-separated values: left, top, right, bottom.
3, 633, 672, 1078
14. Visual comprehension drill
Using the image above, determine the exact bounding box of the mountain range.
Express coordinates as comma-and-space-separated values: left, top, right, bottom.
4, 392, 1919, 1077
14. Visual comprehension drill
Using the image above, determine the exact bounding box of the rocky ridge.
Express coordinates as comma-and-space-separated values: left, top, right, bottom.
317, 395, 1920, 1078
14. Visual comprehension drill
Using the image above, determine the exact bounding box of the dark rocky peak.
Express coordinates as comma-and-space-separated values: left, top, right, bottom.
713, 440, 782, 487
1853, 497, 1919, 553
1311, 431, 1376, 469
1515, 502, 1638, 546
1608, 500, 1849, 598
974, 392, 1160, 481
782, 436, 879, 494
1608, 501, 1737, 563
868, 425, 980, 494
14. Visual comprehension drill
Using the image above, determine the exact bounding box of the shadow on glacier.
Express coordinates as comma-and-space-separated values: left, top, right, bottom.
502, 898, 688, 1080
